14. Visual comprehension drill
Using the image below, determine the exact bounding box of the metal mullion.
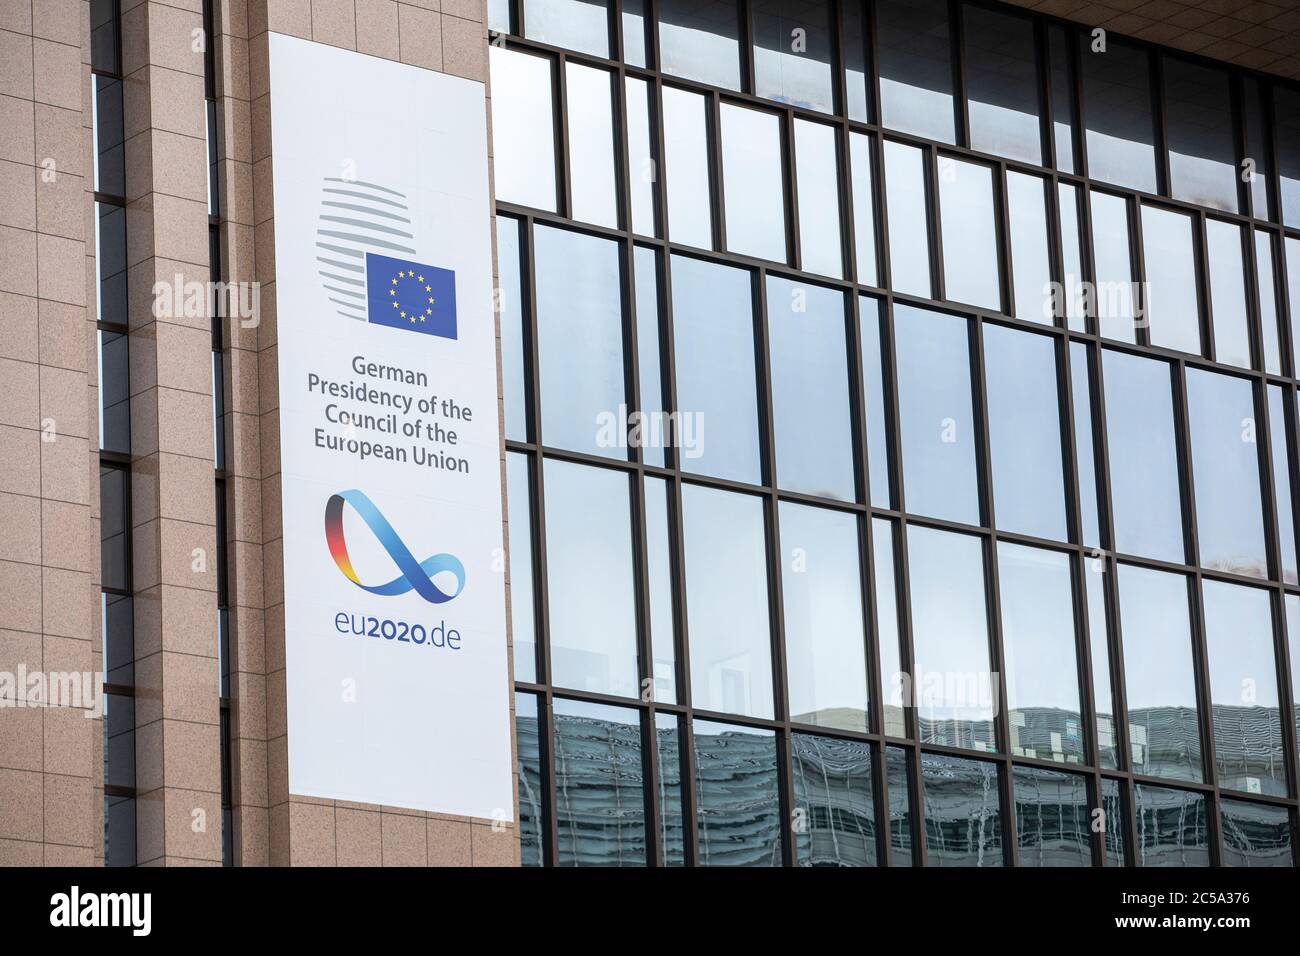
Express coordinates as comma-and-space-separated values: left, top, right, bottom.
1035, 16, 1056, 174
554, 52, 573, 220
831, 0, 849, 122
785, 109, 801, 271
949, 0, 969, 150
925, 146, 946, 302
1151, 49, 1171, 199
709, 91, 727, 253
865, 0, 882, 127
1130, 195, 1151, 349
1193, 209, 1214, 363
740, 0, 756, 96
992, 159, 1013, 318
1230, 72, 1252, 221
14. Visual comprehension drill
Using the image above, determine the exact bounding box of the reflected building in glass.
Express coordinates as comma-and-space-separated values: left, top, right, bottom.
488, 0, 1300, 867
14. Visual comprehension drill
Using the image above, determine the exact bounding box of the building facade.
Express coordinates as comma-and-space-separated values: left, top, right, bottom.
2, 0, 1300, 867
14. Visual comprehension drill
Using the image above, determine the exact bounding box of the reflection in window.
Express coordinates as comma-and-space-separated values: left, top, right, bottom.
523, 0, 609, 57
998, 544, 1084, 764
626, 77, 658, 237
1255, 231, 1282, 375
516, 693, 545, 866
553, 699, 646, 866
658, 0, 741, 91
534, 225, 625, 457
895, 305, 978, 525
1268, 386, 1297, 584
886, 746, 914, 865
1057, 183, 1086, 331
963, 5, 1041, 165
1102, 350, 1184, 563
93, 75, 124, 196
1070, 343, 1101, 549
1140, 206, 1201, 355
860, 297, 891, 509
767, 277, 854, 500
877, 0, 954, 144
1118, 565, 1202, 783
662, 87, 713, 248
1079, 38, 1157, 194
920, 753, 1002, 867
1134, 785, 1209, 867
1048, 25, 1076, 173
850, 133, 878, 286
1085, 563, 1117, 769
938, 158, 1000, 310
96, 203, 128, 326
1289, 596, 1300, 766
1090, 192, 1135, 340
1202, 581, 1285, 797
794, 120, 842, 278
100, 466, 129, 592
565, 63, 618, 228
1101, 778, 1127, 866
1221, 799, 1293, 867
843, 0, 871, 123
1007, 172, 1053, 324
97, 330, 131, 454
1013, 766, 1090, 866
1205, 220, 1250, 369
634, 246, 665, 466
655, 714, 686, 865
752, 0, 833, 114
873, 519, 905, 738
792, 734, 876, 866
780, 503, 867, 732
883, 141, 932, 298
506, 453, 537, 683
497, 216, 527, 441
544, 459, 639, 699
907, 526, 995, 751
721, 104, 787, 263
682, 486, 773, 719
983, 324, 1066, 541
102, 592, 134, 686
1277, 86, 1300, 227
1164, 58, 1238, 212
1287, 238, 1300, 375
644, 477, 676, 703
623, 0, 647, 67
103, 693, 135, 789
693, 720, 781, 866
1242, 78, 1270, 218
488, 47, 556, 211
1186, 369, 1266, 578
670, 255, 760, 484
104, 794, 136, 867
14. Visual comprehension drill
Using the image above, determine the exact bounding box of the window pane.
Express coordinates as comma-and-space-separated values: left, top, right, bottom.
1058, 183, 1085, 331
553, 699, 646, 866
565, 63, 618, 228
96, 203, 128, 326
843, 0, 871, 123
662, 87, 713, 248
920, 753, 1002, 867
496, 216, 527, 442
1102, 350, 1184, 563
507, 453, 537, 683
488, 47, 556, 211
780, 502, 868, 732
544, 459, 639, 698
1048, 25, 1076, 173
515, 693, 545, 866
1134, 785, 1209, 867
100, 466, 128, 592
534, 225, 625, 457
658, 0, 741, 91
752, 0, 834, 114
625, 77, 658, 237
1070, 342, 1100, 549
1013, 766, 1091, 867
670, 254, 760, 484
644, 477, 677, 703
682, 486, 773, 719
860, 297, 891, 509
635, 245, 665, 466
1203, 581, 1284, 797
1164, 58, 1237, 213
1118, 565, 1202, 783
1100, 778, 1127, 866
102, 592, 134, 687
1080, 38, 1157, 194
1007, 172, 1052, 324
104, 795, 136, 868
877, 0, 954, 144
97, 329, 130, 454
873, 518, 905, 738
89, 0, 118, 73
1085, 563, 1117, 769
655, 714, 686, 865
938, 158, 1000, 310
1186, 369, 1266, 578
1256, 231, 1282, 375
963, 5, 1041, 165
1276, 87, 1300, 228
886, 745, 914, 864
883, 140, 932, 298
792, 734, 876, 866
1243, 78, 1271, 220
1221, 799, 1293, 867
1141, 206, 1202, 355
524, 0, 609, 57
895, 304, 979, 525
998, 544, 1084, 764
693, 720, 781, 866
850, 133, 878, 287
1268, 386, 1297, 585
1090, 191, 1136, 341
93, 75, 124, 197
767, 277, 854, 500
623, 0, 647, 67
984, 324, 1067, 541
907, 526, 995, 751
721, 104, 787, 263
794, 120, 842, 278
1289, 596, 1300, 765
103, 693, 135, 789
1286, 237, 1300, 375
1206, 220, 1251, 369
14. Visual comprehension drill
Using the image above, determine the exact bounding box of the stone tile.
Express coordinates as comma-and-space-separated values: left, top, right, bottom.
288, 799, 336, 865
471, 822, 516, 866
397, 2, 441, 70
441, 13, 485, 81
427, 817, 471, 866
336, 807, 382, 865
312, 0, 357, 49
381, 811, 427, 865
356, 0, 399, 60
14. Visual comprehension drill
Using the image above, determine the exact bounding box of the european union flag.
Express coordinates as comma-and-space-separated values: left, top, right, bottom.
365, 252, 457, 340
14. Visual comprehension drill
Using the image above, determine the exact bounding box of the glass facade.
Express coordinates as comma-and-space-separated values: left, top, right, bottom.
490, 0, 1300, 865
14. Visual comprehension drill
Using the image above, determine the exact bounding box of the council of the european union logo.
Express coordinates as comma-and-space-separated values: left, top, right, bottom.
325, 489, 465, 605
364, 252, 457, 340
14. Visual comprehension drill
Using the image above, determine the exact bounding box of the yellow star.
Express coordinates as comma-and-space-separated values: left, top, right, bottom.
392, 301, 398, 308
399, 311, 406, 318
410, 315, 417, 324
424, 285, 431, 292
391, 278, 398, 285
419, 315, 425, 322
425, 307, 432, 314
389, 289, 396, 296
398, 271, 406, 278
427, 297, 434, 303
417, 275, 425, 282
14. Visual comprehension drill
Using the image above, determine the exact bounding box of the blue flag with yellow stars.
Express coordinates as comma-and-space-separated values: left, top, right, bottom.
365, 252, 457, 340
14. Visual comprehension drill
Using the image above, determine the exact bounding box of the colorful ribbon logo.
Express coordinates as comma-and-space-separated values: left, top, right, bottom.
324, 489, 465, 604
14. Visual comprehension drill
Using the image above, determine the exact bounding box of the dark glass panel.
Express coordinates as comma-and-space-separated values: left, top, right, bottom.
876, 0, 954, 144
1012, 766, 1091, 867
1220, 799, 1293, 867
752, 0, 834, 114
792, 734, 877, 867
963, 5, 1041, 165
693, 720, 782, 866
1133, 785, 1210, 867
515, 693, 546, 866
920, 752, 1002, 867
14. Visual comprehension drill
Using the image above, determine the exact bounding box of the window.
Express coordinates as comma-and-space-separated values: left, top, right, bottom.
920, 753, 1003, 867
938, 157, 1001, 310
662, 86, 713, 248
1134, 785, 1209, 866
1255, 231, 1283, 375
682, 486, 773, 719
523, 0, 609, 57
860, 297, 891, 509
963, 5, 1042, 165
1089, 196, 1138, 342
751, 0, 834, 114
1268, 386, 1297, 584
1006, 172, 1053, 325
634, 246, 665, 466
625, 77, 658, 237
693, 720, 781, 865
794, 119, 843, 278
1057, 183, 1086, 331
1079, 38, 1157, 194
1220, 799, 1293, 867
849, 133, 878, 286
515, 693, 545, 865
883, 140, 931, 298
655, 714, 686, 865
1205, 219, 1251, 369
1048, 25, 1076, 173
873, 519, 905, 738
886, 746, 915, 864
1164, 58, 1238, 213
721, 104, 787, 263
791, 735, 876, 867
658, 0, 741, 91
1084, 562, 1117, 769
623, 0, 647, 66
565, 63, 618, 228
767, 277, 854, 501
1012, 766, 1091, 867
843, 0, 871, 123
1069, 342, 1101, 549
779, 502, 868, 732
1276, 86, 1300, 228
1140, 205, 1202, 355
644, 477, 677, 703
506, 453, 537, 683
489, 47, 556, 211
497, 216, 528, 442
877, 0, 954, 144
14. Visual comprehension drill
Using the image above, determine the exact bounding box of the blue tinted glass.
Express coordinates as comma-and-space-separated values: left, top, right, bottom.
752, 0, 834, 114
721, 104, 787, 263
644, 477, 677, 703
1007, 172, 1053, 324
1013, 766, 1091, 867
655, 714, 686, 866
794, 120, 843, 278
873, 519, 905, 738
884, 140, 932, 298
1079, 38, 1157, 193
1221, 799, 1293, 867
524, 0, 609, 57
1141, 206, 1202, 356
1164, 57, 1238, 213
877, 0, 954, 144
662, 87, 713, 249
497, 216, 527, 442
938, 158, 1001, 310
506, 452, 537, 683
964, 5, 1042, 165
658, 0, 741, 90
886, 745, 913, 865
1100, 778, 1127, 866
920, 753, 1003, 867
1134, 785, 1209, 867
860, 296, 891, 509
515, 693, 545, 866
1070, 343, 1100, 548
693, 720, 781, 866
1085, 562, 1118, 769
791, 734, 876, 867
635, 246, 665, 466
1206, 219, 1250, 369
553, 699, 646, 866
1268, 386, 1297, 584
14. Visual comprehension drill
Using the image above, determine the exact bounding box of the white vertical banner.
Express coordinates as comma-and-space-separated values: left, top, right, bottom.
267, 32, 512, 818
